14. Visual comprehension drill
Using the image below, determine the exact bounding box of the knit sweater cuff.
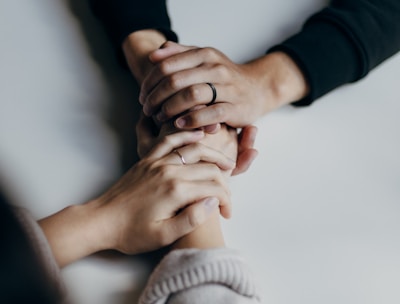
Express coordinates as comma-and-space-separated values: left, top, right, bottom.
269, 16, 362, 106
139, 248, 261, 304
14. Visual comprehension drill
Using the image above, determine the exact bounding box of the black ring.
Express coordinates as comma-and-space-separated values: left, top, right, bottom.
206, 82, 217, 105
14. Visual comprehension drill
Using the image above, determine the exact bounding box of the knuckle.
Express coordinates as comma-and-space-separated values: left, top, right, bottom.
201, 47, 219, 60
165, 178, 182, 197
213, 104, 228, 121
160, 135, 173, 147
214, 63, 230, 79
167, 74, 183, 90
162, 41, 175, 49
154, 164, 173, 180
147, 160, 160, 173
185, 85, 202, 102
162, 101, 175, 116
158, 60, 172, 75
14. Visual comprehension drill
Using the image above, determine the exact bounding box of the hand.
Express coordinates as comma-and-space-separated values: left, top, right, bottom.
40, 130, 235, 267
136, 113, 258, 176
97, 130, 235, 255
139, 41, 308, 129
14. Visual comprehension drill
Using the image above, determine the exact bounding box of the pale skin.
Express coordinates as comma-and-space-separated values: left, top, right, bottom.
36, 30, 254, 277
39, 130, 235, 267
37, 30, 248, 269
135, 114, 239, 250
122, 30, 309, 132
121, 29, 270, 250
170, 124, 239, 250
122, 30, 258, 176
140, 41, 309, 130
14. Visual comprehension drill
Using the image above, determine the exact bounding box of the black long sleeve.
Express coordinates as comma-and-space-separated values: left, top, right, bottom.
89, 0, 178, 46
270, 0, 400, 105
90, 0, 400, 105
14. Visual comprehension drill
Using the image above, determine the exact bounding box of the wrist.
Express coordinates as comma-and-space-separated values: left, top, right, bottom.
247, 51, 309, 112
38, 200, 107, 268
122, 29, 167, 84
172, 210, 225, 250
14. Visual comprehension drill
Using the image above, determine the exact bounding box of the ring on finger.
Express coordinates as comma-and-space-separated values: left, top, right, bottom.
206, 82, 217, 105
173, 149, 186, 165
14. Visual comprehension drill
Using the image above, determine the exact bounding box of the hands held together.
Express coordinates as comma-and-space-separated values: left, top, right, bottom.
40, 128, 235, 267
40, 35, 308, 268
139, 41, 308, 130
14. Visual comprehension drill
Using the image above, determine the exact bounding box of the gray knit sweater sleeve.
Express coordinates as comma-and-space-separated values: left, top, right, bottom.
13, 207, 67, 302
139, 248, 262, 304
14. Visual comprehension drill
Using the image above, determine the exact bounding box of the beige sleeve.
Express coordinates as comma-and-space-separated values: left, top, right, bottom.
139, 248, 262, 304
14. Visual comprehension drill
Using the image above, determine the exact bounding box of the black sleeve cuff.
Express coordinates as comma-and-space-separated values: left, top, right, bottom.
269, 17, 362, 106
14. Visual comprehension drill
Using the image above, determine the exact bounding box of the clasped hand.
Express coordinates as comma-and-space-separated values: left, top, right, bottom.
96, 128, 235, 255
40, 128, 235, 267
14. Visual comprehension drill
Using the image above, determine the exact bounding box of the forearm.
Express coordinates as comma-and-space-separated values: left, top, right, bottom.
172, 209, 225, 250
122, 29, 167, 84
38, 200, 108, 268
269, 0, 400, 105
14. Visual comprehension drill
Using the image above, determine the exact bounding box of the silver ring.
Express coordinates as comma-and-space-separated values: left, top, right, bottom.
174, 149, 186, 165
206, 82, 217, 105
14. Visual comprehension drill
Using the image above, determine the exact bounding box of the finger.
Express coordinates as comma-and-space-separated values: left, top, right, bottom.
175, 103, 235, 130
147, 130, 204, 160
167, 179, 231, 214
143, 66, 224, 117
149, 41, 195, 63
166, 143, 236, 170
140, 47, 221, 105
163, 197, 219, 240
154, 83, 225, 122
201, 123, 221, 134
140, 49, 204, 105
171, 163, 225, 181
219, 202, 232, 219
231, 125, 258, 175
231, 148, 258, 176
238, 125, 258, 152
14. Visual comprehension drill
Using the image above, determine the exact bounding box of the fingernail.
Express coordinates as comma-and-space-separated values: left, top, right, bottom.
203, 197, 218, 215
175, 117, 187, 128
202, 124, 217, 133
192, 130, 204, 139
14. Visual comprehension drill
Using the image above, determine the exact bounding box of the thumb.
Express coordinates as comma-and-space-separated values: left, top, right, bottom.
165, 197, 219, 239
232, 148, 258, 176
